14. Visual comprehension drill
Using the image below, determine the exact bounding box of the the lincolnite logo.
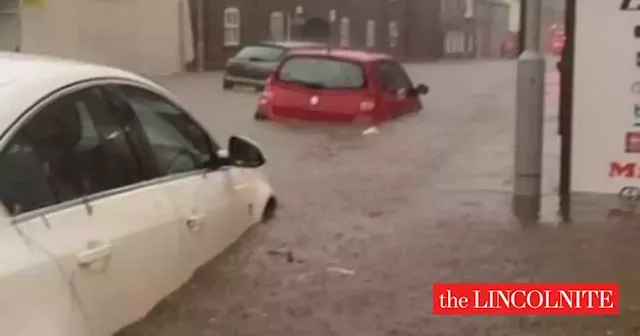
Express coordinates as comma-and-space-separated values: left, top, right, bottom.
610, 162, 640, 178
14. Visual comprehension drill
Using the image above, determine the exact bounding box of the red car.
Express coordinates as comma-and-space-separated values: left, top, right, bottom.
254, 48, 429, 124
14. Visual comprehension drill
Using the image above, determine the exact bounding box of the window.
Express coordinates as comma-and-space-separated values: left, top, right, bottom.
269, 11, 285, 41
445, 31, 466, 54
441, 0, 449, 15
339, 17, 350, 47
467, 35, 474, 53
388, 21, 399, 48
114, 85, 215, 176
455, 32, 465, 53
0, 87, 142, 216
277, 57, 365, 90
224, 7, 241, 47
234, 45, 286, 62
365, 20, 376, 48
374, 60, 414, 93
0, 134, 57, 216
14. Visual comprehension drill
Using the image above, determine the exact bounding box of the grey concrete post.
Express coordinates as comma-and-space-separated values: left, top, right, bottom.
513, 0, 546, 222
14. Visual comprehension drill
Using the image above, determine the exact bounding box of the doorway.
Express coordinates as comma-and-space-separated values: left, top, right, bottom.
301, 17, 330, 43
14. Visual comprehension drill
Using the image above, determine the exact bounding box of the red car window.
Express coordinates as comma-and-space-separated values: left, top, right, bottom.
374, 60, 413, 93
276, 56, 366, 90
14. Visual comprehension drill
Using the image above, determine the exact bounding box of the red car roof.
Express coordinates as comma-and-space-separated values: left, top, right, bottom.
286, 48, 392, 62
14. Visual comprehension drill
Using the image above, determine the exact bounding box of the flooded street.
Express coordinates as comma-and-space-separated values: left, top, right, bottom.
118, 60, 640, 336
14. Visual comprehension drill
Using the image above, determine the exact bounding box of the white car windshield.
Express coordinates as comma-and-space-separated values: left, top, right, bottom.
277, 57, 366, 90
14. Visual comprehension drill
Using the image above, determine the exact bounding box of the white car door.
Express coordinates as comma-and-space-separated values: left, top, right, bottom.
108, 84, 248, 271
5, 85, 188, 336
0, 139, 90, 336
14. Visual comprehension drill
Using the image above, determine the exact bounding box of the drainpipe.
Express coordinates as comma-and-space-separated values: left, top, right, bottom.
196, 0, 205, 72
286, 12, 292, 41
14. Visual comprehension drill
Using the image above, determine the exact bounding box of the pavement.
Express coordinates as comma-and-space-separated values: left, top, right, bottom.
117, 60, 640, 336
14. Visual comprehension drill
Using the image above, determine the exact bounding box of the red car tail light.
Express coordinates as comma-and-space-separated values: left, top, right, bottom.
258, 90, 273, 105
359, 99, 375, 112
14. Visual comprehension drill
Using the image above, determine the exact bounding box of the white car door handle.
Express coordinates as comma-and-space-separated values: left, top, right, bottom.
77, 242, 112, 268
186, 215, 203, 232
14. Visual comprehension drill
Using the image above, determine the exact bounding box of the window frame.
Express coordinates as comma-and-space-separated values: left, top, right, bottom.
223, 7, 241, 47
339, 17, 350, 48
388, 21, 399, 48
269, 11, 285, 41
0, 79, 153, 222
105, 83, 220, 179
365, 20, 376, 48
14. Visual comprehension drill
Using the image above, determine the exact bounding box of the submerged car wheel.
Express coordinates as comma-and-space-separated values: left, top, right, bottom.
223, 79, 233, 90
261, 197, 278, 223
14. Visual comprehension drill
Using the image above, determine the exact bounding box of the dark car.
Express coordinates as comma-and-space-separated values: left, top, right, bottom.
223, 41, 326, 91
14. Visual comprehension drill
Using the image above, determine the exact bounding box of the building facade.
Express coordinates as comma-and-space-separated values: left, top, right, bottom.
440, 0, 473, 59
190, 0, 445, 70
505, 0, 565, 53
0, 0, 194, 76
473, 0, 510, 58
0, 0, 484, 74
0, 0, 21, 51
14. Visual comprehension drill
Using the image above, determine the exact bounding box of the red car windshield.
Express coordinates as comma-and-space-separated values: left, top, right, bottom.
276, 57, 366, 90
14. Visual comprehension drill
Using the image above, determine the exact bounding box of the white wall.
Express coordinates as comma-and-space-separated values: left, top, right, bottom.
508, 0, 520, 32
21, 0, 194, 76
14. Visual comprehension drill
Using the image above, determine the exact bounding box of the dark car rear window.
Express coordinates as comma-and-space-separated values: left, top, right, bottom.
234, 45, 286, 62
276, 57, 366, 90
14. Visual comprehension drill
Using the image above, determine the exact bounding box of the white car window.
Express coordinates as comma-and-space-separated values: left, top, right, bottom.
0, 86, 143, 216
0, 133, 57, 216
113, 85, 215, 176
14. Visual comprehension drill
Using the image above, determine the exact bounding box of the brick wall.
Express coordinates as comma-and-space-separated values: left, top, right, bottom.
192, 0, 444, 70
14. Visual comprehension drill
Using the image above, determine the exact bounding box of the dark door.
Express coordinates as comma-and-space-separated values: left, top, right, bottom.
301, 17, 330, 43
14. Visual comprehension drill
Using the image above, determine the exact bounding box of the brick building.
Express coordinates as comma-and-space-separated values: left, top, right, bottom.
190, 0, 446, 70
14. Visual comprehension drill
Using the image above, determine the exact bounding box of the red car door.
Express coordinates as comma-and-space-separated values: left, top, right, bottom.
373, 60, 422, 119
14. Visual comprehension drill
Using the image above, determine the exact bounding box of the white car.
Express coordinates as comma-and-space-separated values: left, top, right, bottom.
0, 52, 276, 336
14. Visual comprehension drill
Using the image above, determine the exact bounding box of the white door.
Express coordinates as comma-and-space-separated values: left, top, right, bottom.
107, 84, 247, 271
8, 85, 187, 336
0, 136, 90, 336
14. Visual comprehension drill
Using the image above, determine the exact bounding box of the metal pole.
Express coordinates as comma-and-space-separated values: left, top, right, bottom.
517, 0, 526, 55
286, 12, 292, 41
512, 0, 545, 222
558, 0, 576, 223
196, 0, 205, 72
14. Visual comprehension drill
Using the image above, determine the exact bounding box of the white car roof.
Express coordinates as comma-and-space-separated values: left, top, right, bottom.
0, 52, 166, 136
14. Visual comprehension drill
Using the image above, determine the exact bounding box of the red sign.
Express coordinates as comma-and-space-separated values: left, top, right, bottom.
610, 161, 638, 178
626, 132, 640, 153
432, 283, 619, 315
